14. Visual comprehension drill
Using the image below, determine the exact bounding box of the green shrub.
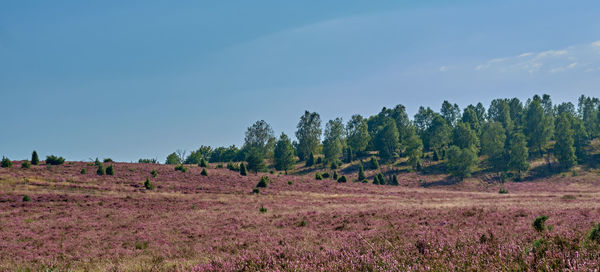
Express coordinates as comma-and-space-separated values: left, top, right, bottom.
217, 163, 223, 169
499, 188, 509, 194
337, 175, 347, 183
305, 153, 315, 167
94, 158, 102, 166
201, 168, 208, 176
322, 172, 330, 179
46, 155, 65, 165
240, 163, 247, 176
103, 158, 113, 163
358, 164, 366, 181
106, 165, 114, 175
316, 157, 322, 165
369, 156, 379, 170
288, 181, 293, 185
31, 151, 39, 165
377, 173, 386, 185
21, 160, 31, 169
256, 176, 269, 188
1, 157, 12, 168
390, 174, 398, 186
252, 188, 260, 194
585, 223, 600, 246
80, 168, 86, 174
144, 178, 154, 190
22, 195, 31, 202
199, 158, 208, 168
259, 205, 267, 213
333, 171, 338, 180
174, 165, 187, 173
96, 164, 105, 175
138, 158, 158, 164
532, 215, 548, 232
315, 172, 323, 180
151, 169, 158, 177
330, 161, 338, 170
299, 220, 307, 227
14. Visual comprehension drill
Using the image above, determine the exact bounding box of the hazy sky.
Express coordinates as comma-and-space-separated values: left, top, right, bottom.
1, 0, 600, 162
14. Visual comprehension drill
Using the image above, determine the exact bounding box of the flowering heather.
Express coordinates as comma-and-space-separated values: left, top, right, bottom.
1, 162, 600, 271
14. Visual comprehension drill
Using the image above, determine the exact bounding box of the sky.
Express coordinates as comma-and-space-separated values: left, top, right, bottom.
1, 0, 600, 162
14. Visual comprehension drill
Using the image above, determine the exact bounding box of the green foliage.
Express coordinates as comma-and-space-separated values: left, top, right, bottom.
571, 117, 588, 163
554, 112, 576, 170
346, 114, 370, 155
488, 99, 513, 131
343, 146, 353, 163
333, 171, 338, 180
315, 172, 322, 180
240, 163, 247, 176
21, 160, 31, 169
507, 133, 529, 174
80, 168, 86, 174
373, 118, 399, 162
295, 111, 322, 161
524, 97, 553, 155
259, 205, 267, 213
427, 114, 451, 160
138, 158, 159, 164
305, 153, 315, 167
94, 158, 102, 166
337, 175, 347, 183
453, 122, 479, 149
209, 145, 240, 163
31, 151, 39, 165
22, 195, 31, 202
445, 146, 478, 179
461, 107, 481, 135
480, 122, 507, 171
441, 100, 461, 127
144, 178, 154, 190
245, 147, 266, 173
316, 156, 322, 165
201, 168, 208, 176
323, 117, 345, 164
358, 163, 366, 181
586, 223, 600, 245
244, 120, 276, 158
151, 169, 158, 177
256, 176, 269, 188
103, 158, 113, 163
330, 161, 338, 170
165, 152, 181, 165
252, 188, 260, 194
369, 156, 379, 170
45, 155, 65, 165
405, 126, 423, 171
321, 172, 330, 179
185, 146, 213, 164
198, 158, 208, 168
273, 133, 296, 171
106, 165, 114, 175
174, 165, 187, 173
499, 188, 509, 194
390, 174, 398, 186
96, 164, 105, 175
532, 215, 548, 232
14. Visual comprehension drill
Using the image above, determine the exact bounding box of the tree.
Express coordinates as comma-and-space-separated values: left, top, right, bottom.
445, 146, 478, 179
427, 114, 451, 160
524, 97, 553, 156
305, 153, 315, 167
0, 157, 12, 168
185, 146, 213, 164
323, 118, 345, 164
554, 112, 576, 170
45, 155, 65, 165
345, 114, 370, 155
462, 106, 481, 135
31, 151, 39, 165
452, 122, 479, 149
165, 152, 180, 165
369, 156, 379, 170
273, 133, 296, 172
414, 106, 435, 149
441, 100, 461, 127
244, 120, 276, 157
578, 95, 599, 138
175, 149, 187, 164
571, 116, 588, 163
210, 145, 240, 163
295, 111, 322, 161
373, 118, 399, 162
240, 162, 247, 176
508, 98, 524, 129
488, 99, 513, 131
480, 122, 507, 171
405, 126, 423, 171
507, 133, 529, 175
358, 163, 366, 181
245, 147, 266, 173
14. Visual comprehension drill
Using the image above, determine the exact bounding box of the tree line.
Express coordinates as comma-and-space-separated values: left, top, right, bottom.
163, 94, 600, 179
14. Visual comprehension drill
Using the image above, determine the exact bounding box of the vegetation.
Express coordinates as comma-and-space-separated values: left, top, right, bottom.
174, 165, 187, 173
239, 163, 247, 176
45, 155, 65, 165
200, 168, 208, 176
96, 164, 105, 175
2, 157, 13, 168
106, 165, 114, 175
273, 133, 295, 172
21, 160, 31, 169
256, 176, 269, 188
138, 158, 158, 164
165, 152, 181, 165
144, 178, 154, 190
31, 151, 39, 165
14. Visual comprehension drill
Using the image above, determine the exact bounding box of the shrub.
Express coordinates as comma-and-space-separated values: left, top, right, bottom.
31, 151, 39, 165
337, 175, 347, 183
256, 176, 269, 188
138, 158, 158, 164
288, 181, 293, 185
151, 169, 158, 177
240, 163, 247, 176
94, 158, 102, 166
21, 160, 31, 169
46, 155, 65, 165
499, 188, 509, 194
305, 153, 315, 167
316, 157, 322, 165
144, 178, 154, 190
252, 188, 260, 194
174, 165, 187, 173
322, 172, 330, 179
377, 173, 386, 185
217, 163, 223, 168
330, 161, 338, 170
333, 171, 338, 180
259, 205, 267, 213
586, 223, 600, 245
369, 156, 379, 170
96, 164, 105, 175
358, 164, 366, 181
227, 162, 239, 171
80, 168, 86, 174
390, 174, 398, 186
103, 158, 113, 163
106, 165, 114, 175
1, 157, 12, 168
315, 172, 323, 180
532, 215, 548, 232
199, 158, 208, 168
299, 220, 307, 227
201, 168, 208, 176
22, 195, 31, 202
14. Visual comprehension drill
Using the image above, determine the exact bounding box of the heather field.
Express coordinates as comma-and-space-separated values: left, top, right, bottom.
2, 162, 600, 271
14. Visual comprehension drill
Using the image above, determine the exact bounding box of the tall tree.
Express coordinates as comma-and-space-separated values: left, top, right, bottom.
524, 97, 553, 156
462, 106, 481, 135
571, 116, 589, 163
577, 95, 600, 138
445, 145, 478, 179
323, 118, 345, 164
31, 151, 39, 165
474, 102, 487, 124
488, 99, 513, 131
273, 133, 296, 172
346, 114, 370, 155
507, 133, 529, 175
441, 100, 461, 127
508, 98, 524, 129
405, 125, 423, 171
185, 145, 213, 164
295, 111, 322, 161
165, 152, 181, 165
427, 114, 451, 160
480, 122, 507, 171
244, 120, 275, 156
245, 147, 266, 173
452, 122, 479, 149
554, 112, 576, 170
373, 118, 400, 162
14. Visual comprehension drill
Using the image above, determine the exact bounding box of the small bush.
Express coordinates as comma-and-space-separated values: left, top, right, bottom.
361, 179, 368, 183
175, 165, 187, 173
240, 163, 247, 176
358, 164, 366, 181
217, 163, 223, 168
369, 156, 379, 170
31, 151, 39, 165
151, 169, 158, 177
201, 168, 208, 176
586, 223, 600, 245
80, 168, 86, 174
1, 157, 12, 168
259, 205, 267, 213
322, 172, 330, 179
337, 175, 347, 183
252, 188, 260, 194
288, 181, 293, 185
46, 155, 65, 165
315, 172, 323, 180
256, 176, 269, 188
21, 160, 31, 169
22, 195, 31, 202
199, 158, 208, 168
299, 220, 307, 227
96, 164, 105, 175
499, 188, 509, 194
532, 215, 548, 232
330, 161, 338, 170
106, 165, 114, 175
94, 158, 102, 166
138, 158, 158, 164
144, 178, 154, 190
333, 171, 338, 180
103, 158, 113, 163
316, 157, 322, 165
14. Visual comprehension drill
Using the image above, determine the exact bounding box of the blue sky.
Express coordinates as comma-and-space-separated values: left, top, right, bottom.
1, 0, 600, 162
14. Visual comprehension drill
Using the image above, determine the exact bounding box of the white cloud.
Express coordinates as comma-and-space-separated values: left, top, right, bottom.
592, 41, 600, 47
439, 66, 448, 72
567, 62, 577, 69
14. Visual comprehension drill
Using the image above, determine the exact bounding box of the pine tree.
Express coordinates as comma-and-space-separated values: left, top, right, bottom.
96, 164, 105, 175
31, 151, 39, 165
554, 112, 576, 170
305, 153, 315, 167
144, 178, 154, 190
445, 146, 478, 180
507, 133, 529, 175
199, 158, 208, 168
358, 163, 366, 181
273, 133, 296, 172
201, 168, 208, 176
240, 162, 247, 176
480, 122, 507, 171
390, 174, 398, 186
369, 156, 379, 170
373, 118, 399, 162
106, 165, 114, 175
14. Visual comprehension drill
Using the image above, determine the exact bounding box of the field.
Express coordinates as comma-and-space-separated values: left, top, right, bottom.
2, 162, 600, 271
